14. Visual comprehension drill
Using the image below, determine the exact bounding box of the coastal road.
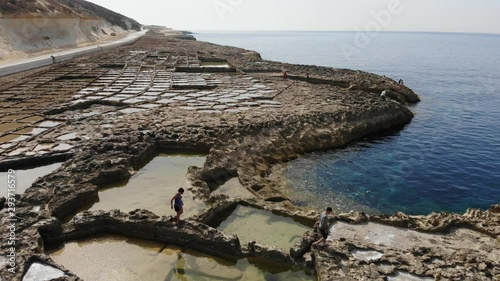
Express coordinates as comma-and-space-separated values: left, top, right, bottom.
0, 30, 147, 77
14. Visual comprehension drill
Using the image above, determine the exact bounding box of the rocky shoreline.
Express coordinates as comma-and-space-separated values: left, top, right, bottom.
0, 28, 498, 280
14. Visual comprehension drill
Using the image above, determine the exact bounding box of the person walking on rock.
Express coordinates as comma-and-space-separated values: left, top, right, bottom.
313, 207, 333, 247
171, 188, 185, 227
381, 90, 388, 101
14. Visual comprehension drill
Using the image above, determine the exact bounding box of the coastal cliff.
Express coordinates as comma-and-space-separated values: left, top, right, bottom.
0, 28, 497, 281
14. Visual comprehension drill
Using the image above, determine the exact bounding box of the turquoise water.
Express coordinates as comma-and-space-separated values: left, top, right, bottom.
196, 31, 500, 215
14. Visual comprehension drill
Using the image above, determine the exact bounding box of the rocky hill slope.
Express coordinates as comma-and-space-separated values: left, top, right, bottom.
0, 0, 141, 62
0, 0, 141, 30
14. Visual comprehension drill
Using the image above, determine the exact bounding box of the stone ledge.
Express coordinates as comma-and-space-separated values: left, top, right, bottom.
41, 209, 244, 261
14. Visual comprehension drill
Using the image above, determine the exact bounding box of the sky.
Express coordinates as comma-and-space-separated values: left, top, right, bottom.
87, 0, 500, 34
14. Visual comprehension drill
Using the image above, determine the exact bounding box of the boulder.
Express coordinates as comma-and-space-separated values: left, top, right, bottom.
290, 231, 316, 259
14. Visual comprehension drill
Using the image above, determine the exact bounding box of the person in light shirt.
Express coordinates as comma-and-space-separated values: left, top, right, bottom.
313, 207, 333, 247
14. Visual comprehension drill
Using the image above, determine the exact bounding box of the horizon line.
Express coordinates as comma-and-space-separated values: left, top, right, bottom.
186, 29, 500, 36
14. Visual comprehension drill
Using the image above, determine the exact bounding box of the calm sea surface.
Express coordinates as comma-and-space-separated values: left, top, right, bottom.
196, 31, 500, 215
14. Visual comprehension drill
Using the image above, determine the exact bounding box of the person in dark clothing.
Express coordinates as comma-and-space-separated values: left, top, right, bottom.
171, 188, 185, 227
398, 79, 405, 90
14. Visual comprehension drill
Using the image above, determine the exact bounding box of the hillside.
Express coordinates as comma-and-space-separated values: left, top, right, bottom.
0, 0, 141, 30
0, 0, 142, 62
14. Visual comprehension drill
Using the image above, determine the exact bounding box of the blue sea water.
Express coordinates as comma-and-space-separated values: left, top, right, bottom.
195, 31, 500, 215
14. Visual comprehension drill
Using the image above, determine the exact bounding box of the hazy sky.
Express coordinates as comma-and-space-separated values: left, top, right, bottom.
87, 0, 500, 34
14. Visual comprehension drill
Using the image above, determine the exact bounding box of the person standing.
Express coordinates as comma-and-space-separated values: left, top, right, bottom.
171, 188, 185, 227
381, 90, 388, 101
398, 79, 405, 90
313, 207, 333, 247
